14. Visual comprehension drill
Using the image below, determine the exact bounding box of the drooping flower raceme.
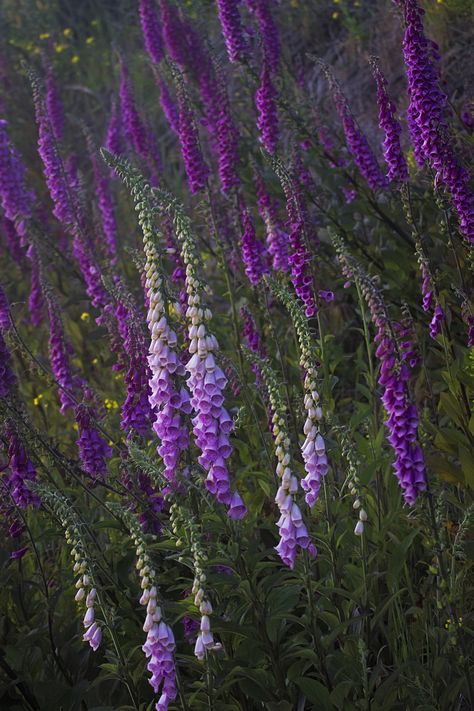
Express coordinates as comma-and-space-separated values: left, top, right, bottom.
268, 278, 328, 507
103, 152, 190, 483
255, 62, 279, 155
0, 119, 35, 238
250, 0, 280, 75
139, 0, 164, 65
5, 425, 40, 510
240, 201, 269, 286
322, 65, 388, 191
176, 77, 209, 195
255, 173, 289, 273
401, 0, 474, 243
75, 403, 112, 482
161, 190, 246, 518
112, 503, 177, 711
335, 238, 427, 506
215, 0, 246, 63
244, 348, 312, 568
370, 59, 408, 183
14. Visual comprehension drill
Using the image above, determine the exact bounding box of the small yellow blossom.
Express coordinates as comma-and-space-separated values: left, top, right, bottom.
71, 55, 80, 64
63, 28, 72, 37
332, 11, 339, 19
104, 398, 119, 410
33, 394, 43, 406
80, 312, 90, 321
108, 440, 114, 446
54, 43, 66, 53
85, 36, 95, 45
92, 357, 98, 365
73, 422, 79, 431
39, 32, 50, 40
91, 19, 99, 27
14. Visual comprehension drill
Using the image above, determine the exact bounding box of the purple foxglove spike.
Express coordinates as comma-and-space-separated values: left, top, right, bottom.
119, 63, 150, 159
177, 82, 209, 194
105, 99, 123, 157
159, 0, 189, 67
255, 62, 279, 155
75, 403, 112, 481
43, 54, 65, 142
401, 0, 474, 242
250, 0, 280, 74
255, 174, 288, 272
139, 0, 164, 65
0, 120, 35, 235
371, 60, 408, 183
216, 0, 246, 63
5, 425, 40, 509
240, 202, 269, 286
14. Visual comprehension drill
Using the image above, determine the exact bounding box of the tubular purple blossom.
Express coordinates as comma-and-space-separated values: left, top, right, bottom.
401, 0, 474, 242
371, 60, 408, 183
216, 0, 246, 63
325, 69, 388, 191
75, 403, 112, 481
5, 426, 40, 509
0, 119, 35, 234
119, 64, 150, 159
255, 174, 289, 272
250, 0, 280, 74
177, 81, 209, 194
139, 0, 164, 65
105, 99, 123, 156
159, 0, 189, 67
43, 54, 65, 142
240, 202, 269, 286
255, 62, 279, 155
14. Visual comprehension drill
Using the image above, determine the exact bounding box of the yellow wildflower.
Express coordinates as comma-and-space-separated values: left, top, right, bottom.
71, 55, 80, 64
33, 394, 43, 406
63, 28, 73, 37
85, 36, 95, 45
80, 312, 90, 321
54, 43, 66, 53
39, 32, 50, 40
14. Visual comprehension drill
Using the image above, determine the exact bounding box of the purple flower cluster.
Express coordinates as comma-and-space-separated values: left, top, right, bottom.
255, 62, 279, 155
339, 254, 426, 505
75, 403, 112, 482
105, 99, 123, 157
300, 373, 328, 507
139, 0, 164, 65
429, 303, 444, 340
282, 176, 316, 317
250, 0, 280, 75
216, 0, 246, 63
92, 156, 118, 264
0, 119, 34, 236
119, 64, 150, 159
327, 74, 387, 191
5, 426, 40, 509
47, 294, 77, 414
32, 83, 74, 226
0, 333, 15, 396
145, 242, 190, 483
43, 55, 64, 142
177, 82, 209, 194
255, 174, 288, 272
116, 299, 154, 438
401, 0, 474, 242
240, 203, 268, 286
371, 61, 408, 183
142, 619, 177, 710
159, 0, 189, 67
